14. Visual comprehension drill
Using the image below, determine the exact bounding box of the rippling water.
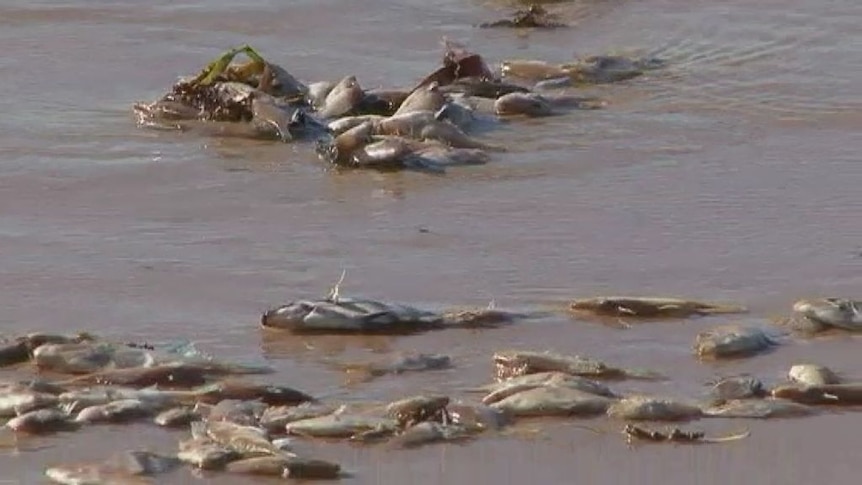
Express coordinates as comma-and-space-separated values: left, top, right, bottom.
1, 0, 861, 483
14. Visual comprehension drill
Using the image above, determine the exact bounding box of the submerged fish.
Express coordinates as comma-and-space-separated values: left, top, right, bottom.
693, 325, 779, 359
226, 455, 341, 479
607, 396, 703, 422
570, 296, 746, 320
493, 350, 662, 381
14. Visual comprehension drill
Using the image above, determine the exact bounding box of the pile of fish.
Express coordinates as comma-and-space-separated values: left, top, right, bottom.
1, 290, 860, 482
133, 35, 659, 174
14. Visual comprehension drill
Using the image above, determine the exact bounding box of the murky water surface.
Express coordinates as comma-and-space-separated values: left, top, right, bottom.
1, 0, 860, 483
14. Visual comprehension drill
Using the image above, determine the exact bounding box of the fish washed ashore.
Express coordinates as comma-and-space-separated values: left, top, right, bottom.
1, 0, 862, 484
2, 274, 862, 482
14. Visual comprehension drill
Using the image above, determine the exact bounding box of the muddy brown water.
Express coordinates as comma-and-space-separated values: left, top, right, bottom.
1, 0, 861, 483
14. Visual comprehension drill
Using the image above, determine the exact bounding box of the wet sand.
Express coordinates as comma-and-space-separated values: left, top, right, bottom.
1, 0, 861, 483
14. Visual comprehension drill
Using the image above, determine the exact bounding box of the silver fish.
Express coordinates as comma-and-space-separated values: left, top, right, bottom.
74, 399, 157, 424
6, 408, 78, 434
490, 386, 613, 417
494, 92, 553, 117
792, 298, 862, 331
32, 342, 154, 375
261, 296, 442, 334
177, 437, 241, 470
285, 413, 399, 439
607, 396, 703, 421
0, 389, 58, 417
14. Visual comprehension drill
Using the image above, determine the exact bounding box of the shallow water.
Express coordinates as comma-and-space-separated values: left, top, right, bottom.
1, 0, 861, 483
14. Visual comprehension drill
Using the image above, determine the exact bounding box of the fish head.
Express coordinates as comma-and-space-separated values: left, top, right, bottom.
496, 93, 552, 117
793, 298, 860, 328
314, 137, 339, 164
260, 302, 317, 330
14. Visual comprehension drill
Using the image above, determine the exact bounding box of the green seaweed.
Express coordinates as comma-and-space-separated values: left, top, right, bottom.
192, 44, 267, 86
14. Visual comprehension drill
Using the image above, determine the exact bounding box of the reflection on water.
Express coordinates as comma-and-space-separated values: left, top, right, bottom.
259, 329, 396, 358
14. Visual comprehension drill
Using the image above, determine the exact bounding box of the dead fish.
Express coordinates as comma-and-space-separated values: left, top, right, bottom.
260, 403, 339, 433
177, 437, 241, 470
339, 352, 452, 383
477, 5, 568, 30
286, 413, 399, 439
561, 55, 666, 85
413, 39, 496, 91
433, 100, 475, 130
771, 383, 862, 405
607, 396, 703, 421
226, 455, 342, 479
74, 399, 156, 424
438, 307, 527, 328
447, 400, 511, 431
1, 379, 67, 395
707, 375, 767, 403
154, 406, 201, 428
58, 388, 118, 414
693, 325, 779, 359
206, 399, 268, 426
315, 120, 375, 165
791, 298, 862, 331
364, 88, 410, 113
60, 387, 199, 414
437, 76, 529, 99
327, 114, 386, 136
623, 423, 749, 445
45, 451, 179, 485
389, 421, 472, 449
494, 92, 553, 117
788, 364, 841, 386
59, 363, 210, 389
394, 82, 447, 116
703, 399, 816, 419
481, 372, 616, 404
32, 342, 154, 375
257, 61, 308, 100
376, 110, 494, 150
500, 59, 570, 82
386, 395, 450, 428
490, 386, 613, 417
318, 75, 364, 119
198, 420, 282, 456
569, 296, 747, 319
307, 81, 336, 109
250, 94, 300, 142
6, 408, 79, 434
261, 295, 443, 335
492, 350, 662, 381
0, 389, 58, 417
193, 381, 314, 406
350, 136, 417, 170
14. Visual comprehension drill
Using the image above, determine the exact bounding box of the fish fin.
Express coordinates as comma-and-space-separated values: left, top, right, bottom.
326, 269, 347, 302
189, 421, 207, 440
618, 305, 637, 316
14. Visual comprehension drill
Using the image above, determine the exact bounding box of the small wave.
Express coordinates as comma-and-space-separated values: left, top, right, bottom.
627, 2, 862, 119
